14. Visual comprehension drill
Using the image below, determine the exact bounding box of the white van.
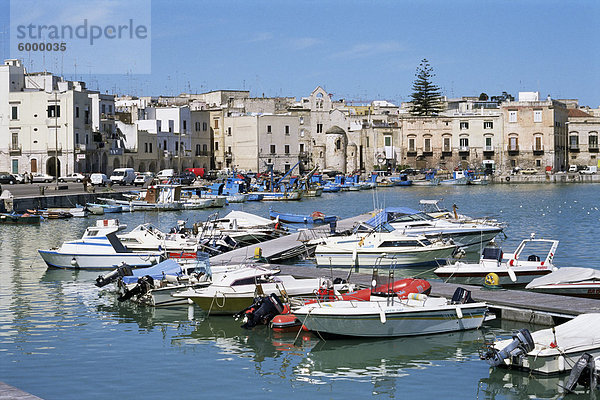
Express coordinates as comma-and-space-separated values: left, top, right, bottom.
110, 168, 136, 185
156, 169, 175, 180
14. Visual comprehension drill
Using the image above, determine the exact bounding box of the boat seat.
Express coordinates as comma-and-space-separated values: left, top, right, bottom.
527, 254, 540, 261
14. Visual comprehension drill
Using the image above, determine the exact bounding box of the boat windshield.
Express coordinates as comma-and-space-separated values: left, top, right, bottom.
389, 212, 434, 223
379, 240, 423, 248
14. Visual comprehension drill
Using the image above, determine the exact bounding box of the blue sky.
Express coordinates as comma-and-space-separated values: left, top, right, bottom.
2, 0, 600, 106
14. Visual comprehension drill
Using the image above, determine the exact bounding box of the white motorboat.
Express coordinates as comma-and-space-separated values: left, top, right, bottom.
434, 235, 558, 286
292, 287, 488, 337
173, 266, 355, 314
314, 229, 457, 268
117, 221, 199, 252
364, 207, 504, 254
193, 211, 284, 245
526, 267, 600, 299
482, 313, 600, 375
38, 219, 164, 269
98, 254, 246, 307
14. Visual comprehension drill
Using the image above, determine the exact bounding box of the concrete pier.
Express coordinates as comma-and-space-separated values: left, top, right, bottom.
0, 382, 43, 400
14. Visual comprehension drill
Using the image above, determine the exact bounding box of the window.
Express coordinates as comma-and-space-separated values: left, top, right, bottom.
284, 145, 290, 154
270, 145, 276, 154
101, 104, 106, 114
510, 159, 516, 167
335, 139, 341, 150
84, 109, 89, 124
590, 135, 598, 149
11, 132, 18, 149
569, 135, 579, 149
299, 116, 304, 125
108, 105, 112, 114
459, 138, 469, 149
195, 122, 200, 131
145, 143, 148, 153
164, 140, 167, 150
484, 121, 493, 129
215, 142, 219, 151
366, 136, 369, 148
75, 133, 80, 143
149, 143, 152, 153
214, 119, 219, 129
535, 136, 543, 151
424, 138, 431, 152
536, 159, 541, 167
11, 106, 18, 120
534, 110, 542, 123
75, 107, 79, 118
11, 159, 18, 174
227, 127, 232, 136
443, 137, 451, 152
408, 138, 415, 152
285, 125, 290, 135
183, 120, 187, 131
460, 121, 469, 130
227, 146, 232, 154
384, 136, 391, 146
47, 105, 60, 118
267, 125, 272, 134
169, 120, 173, 133
299, 143, 305, 152
203, 122, 207, 131
175, 142, 179, 152
485, 137, 492, 150
509, 137, 518, 151
317, 123, 323, 134
509, 110, 517, 123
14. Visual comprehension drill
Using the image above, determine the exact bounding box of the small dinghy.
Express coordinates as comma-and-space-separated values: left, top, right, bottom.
269, 208, 337, 224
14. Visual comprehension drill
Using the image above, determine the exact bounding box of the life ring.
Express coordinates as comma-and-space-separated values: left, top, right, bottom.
505, 176, 510, 182
311, 211, 325, 222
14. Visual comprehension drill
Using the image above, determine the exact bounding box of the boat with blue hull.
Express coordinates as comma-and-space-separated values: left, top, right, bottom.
269, 208, 337, 224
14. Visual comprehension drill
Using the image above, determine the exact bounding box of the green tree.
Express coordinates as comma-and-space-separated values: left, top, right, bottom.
409, 59, 443, 116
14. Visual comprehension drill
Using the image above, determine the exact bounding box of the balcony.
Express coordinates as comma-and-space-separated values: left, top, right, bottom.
532, 146, 544, 155
298, 151, 309, 160
507, 145, 519, 155
442, 147, 452, 157
9, 144, 21, 155
406, 149, 417, 157
422, 149, 433, 156
569, 144, 580, 153
458, 146, 470, 154
109, 148, 123, 155
483, 145, 494, 153
589, 145, 599, 153
46, 145, 63, 156
224, 151, 233, 160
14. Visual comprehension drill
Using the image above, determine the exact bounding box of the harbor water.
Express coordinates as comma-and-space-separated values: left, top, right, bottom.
1, 183, 599, 399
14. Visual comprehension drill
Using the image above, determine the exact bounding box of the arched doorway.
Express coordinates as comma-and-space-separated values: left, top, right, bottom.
159, 160, 166, 170
101, 153, 108, 173
148, 161, 156, 172
112, 158, 120, 171
126, 156, 134, 168
138, 162, 146, 172
46, 157, 61, 177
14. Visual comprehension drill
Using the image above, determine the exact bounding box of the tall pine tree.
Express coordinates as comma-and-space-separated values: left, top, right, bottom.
409, 59, 442, 116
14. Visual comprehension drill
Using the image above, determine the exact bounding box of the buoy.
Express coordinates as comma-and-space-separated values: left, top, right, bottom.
484, 272, 501, 289
254, 247, 262, 259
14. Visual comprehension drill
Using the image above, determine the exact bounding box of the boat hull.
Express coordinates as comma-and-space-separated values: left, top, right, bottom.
295, 301, 487, 337
315, 245, 456, 268
434, 269, 552, 287
528, 284, 600, 299
38, 250, 162, 270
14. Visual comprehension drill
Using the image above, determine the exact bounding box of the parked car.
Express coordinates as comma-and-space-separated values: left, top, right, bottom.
32, 173, 55, 183
580, 166, 598, 175
0, 172, 18, 184
110, 168, 136, 185
58, 173, 85, 183
176, 171, 197, 185
134, 172, 154, 186
521, 168, 538, 175
157, 169, 175, 180
90, 173, 111, 186
11, 173, 25, 184
568, 165, 578, 173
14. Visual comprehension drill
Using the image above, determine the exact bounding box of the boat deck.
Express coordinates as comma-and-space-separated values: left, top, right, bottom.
210, 210, 600, 325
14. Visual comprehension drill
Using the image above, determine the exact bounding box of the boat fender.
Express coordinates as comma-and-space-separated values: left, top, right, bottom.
455, 306, 463, 319
407, 293, 428, 302
505, 176, 510, 182
379, 310, 386, 324
558, 355, 566, 372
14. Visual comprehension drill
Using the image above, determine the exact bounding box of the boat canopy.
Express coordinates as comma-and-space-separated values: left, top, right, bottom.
526, 267, 600, 288
364, 207, 433, 227
122, 253, 211, 284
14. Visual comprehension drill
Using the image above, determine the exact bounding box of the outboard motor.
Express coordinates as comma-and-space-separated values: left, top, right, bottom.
117, 275, 154, 302
483, 329, 535, 367
95, 264, 134, 287
564, 353, 599, 392
450, 287, 475, 304
234, 293, 285, 329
